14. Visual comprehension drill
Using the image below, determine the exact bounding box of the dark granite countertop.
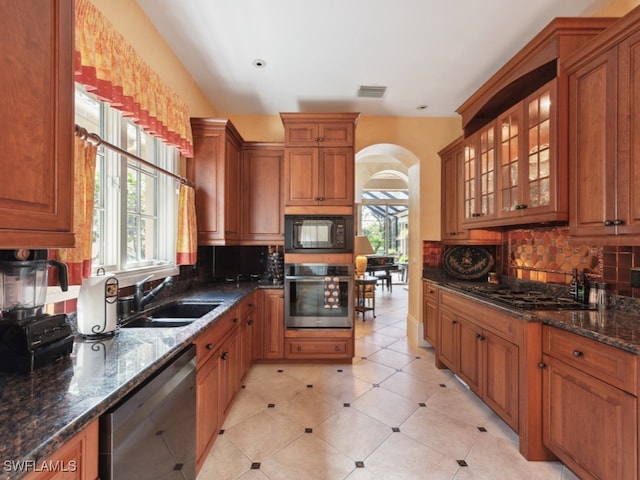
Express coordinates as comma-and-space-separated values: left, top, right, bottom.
422, 269, 640, 354
0, 282, 260, 480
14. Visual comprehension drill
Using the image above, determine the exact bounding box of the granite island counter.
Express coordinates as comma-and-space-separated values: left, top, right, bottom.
0, 282, 262, 480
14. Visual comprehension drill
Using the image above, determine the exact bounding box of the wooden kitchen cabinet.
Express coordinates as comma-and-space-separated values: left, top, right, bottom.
240, 143, 285, 244
260, 289, 285, 360
438, 137, 502, 244
565, 8, 640, 242
422, 281, 438, 346
284, 329, 354, 361
189, 118, 243, 245
436, 291, 519, 431
23, 419, 98, 480
280, 112, 359, 212
541, 325, 638, 480
0, 0, 75, 249
455, 18, 614, 230
461, 124, 497, 226
496, 80, 565, 224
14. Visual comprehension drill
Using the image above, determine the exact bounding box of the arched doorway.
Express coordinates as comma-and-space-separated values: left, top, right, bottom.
355, 144, 426, 346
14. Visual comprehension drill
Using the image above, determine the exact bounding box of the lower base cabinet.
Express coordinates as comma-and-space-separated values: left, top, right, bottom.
284, 330, 354, 360
541, 325, 638, 480
261, 289, 284, 360
23, 419, 99, 480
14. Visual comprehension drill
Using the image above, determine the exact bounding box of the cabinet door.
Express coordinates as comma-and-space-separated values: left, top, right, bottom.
568, 48, 618, 237
423, 283, 438, 346
478, 124, 497, 221
437, 308, 459, 371
241, 146, 284, 243
318, 122, 354, 147
497, 103, 524, 217
483, 330, 519, 430
23, 420, 98, 480
224, 137, 242, 240
284, 122, 320, 146
219, 331, 240, 419
458, 316, 482, 394
0, 0, 74, 248
542, 355, 637, 480
615, 29, 640, 235
523, 82, 557, 216
318, 147, 354, 205
441, 139, 469, 240
462, 125, 497, 225
284, 148, 319, 205
262, 289, 284, 360
196, 353, 221, 469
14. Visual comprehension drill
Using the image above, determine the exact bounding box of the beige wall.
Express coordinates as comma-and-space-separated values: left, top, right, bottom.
593, 0, 639, 16
88, 0, 218, 118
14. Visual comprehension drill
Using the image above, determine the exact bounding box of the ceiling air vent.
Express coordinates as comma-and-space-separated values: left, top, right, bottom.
357, 85, 387, 98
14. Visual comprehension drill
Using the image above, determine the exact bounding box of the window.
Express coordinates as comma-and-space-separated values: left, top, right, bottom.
74, 84, 179, 285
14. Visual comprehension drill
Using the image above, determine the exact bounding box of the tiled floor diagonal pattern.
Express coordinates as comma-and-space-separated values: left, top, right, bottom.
198, 285, 581, 480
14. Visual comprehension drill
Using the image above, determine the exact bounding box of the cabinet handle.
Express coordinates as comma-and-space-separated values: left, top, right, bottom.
613, 219, 624, 226
471, 213, 481, 218
221, 352, 229, 360
604, 220, 614, 226
206, 343, 214, 350
279, 295, 284, 298
573, 350, 583, 357
448, 232, 457, 236
451, 319, 457, 324
297, 346, 302, 352
318, 137, 324, 142
334, 346, 340, 352
248, 320, 254, 325
515, 204, 528, 210
476, 334, 485, 341
538, 362, 546, 368
233, 317, 239, 323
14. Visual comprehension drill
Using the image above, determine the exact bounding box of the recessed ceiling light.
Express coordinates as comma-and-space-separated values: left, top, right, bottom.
417, 105, 429, 110
253, 59, 267, 68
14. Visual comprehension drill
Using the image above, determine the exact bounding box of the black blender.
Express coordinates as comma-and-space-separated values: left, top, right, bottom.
0, 249, 74, 373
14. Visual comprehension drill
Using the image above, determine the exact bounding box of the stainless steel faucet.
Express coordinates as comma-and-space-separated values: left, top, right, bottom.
134, 275, 174, 311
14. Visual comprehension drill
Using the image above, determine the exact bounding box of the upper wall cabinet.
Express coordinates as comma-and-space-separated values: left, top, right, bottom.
189, 118, 243, 245
439, 137, 501, 244
0, 0, 75, 248
280, 112, 359, 214
240, 142, 285, 245
564, 6, 640, 244
454, 17, 616, 230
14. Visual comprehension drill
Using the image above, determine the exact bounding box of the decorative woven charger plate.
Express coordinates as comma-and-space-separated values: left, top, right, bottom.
442, 246, 495, 280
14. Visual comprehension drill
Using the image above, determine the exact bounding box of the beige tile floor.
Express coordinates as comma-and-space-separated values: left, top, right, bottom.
198, 284, 581, 480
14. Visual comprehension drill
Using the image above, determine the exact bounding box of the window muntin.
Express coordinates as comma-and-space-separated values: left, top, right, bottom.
74, 84, 179, 282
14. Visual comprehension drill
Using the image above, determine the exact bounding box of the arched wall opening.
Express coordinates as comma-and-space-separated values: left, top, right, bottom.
355, 143, 429, 346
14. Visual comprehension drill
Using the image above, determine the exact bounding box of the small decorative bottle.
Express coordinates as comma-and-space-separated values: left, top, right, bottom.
569, 268, 578, 301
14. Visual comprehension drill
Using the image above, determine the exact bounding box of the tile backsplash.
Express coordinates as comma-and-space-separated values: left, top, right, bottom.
423, 227, 640, 299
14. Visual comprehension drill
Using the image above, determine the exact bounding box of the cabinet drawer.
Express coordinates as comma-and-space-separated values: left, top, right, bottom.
196, 309, 239, 366
423, 281, 438, 302
542, 325, 638, 396
439, 290, 518, 343
284, 339, 352, 359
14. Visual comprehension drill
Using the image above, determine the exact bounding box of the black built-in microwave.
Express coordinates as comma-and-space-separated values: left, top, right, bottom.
284, 215, 353, 253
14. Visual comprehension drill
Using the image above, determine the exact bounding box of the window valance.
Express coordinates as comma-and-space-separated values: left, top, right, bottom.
74, 0, 193, 157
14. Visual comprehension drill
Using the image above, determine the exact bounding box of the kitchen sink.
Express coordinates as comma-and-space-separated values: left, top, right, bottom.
121, 301, 221, 328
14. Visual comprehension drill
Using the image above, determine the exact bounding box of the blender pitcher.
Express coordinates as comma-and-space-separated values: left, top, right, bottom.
0, 249, 69, 321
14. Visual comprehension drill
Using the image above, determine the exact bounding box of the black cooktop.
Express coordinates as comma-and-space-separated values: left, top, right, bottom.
450, 284, 593, 310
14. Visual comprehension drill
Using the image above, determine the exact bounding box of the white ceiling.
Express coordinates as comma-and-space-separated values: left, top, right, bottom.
136, 0, 608, 118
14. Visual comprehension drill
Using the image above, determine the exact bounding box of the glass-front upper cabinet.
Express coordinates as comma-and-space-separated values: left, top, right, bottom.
496, 79, 561, 222
462, 123, 497, 225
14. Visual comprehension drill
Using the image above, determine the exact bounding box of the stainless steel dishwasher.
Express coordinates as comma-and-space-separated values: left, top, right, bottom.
99, 345, 196, 480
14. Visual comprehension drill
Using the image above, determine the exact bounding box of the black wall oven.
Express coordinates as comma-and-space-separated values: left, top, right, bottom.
284, 264, 353, 329
284, 215, 353, 254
